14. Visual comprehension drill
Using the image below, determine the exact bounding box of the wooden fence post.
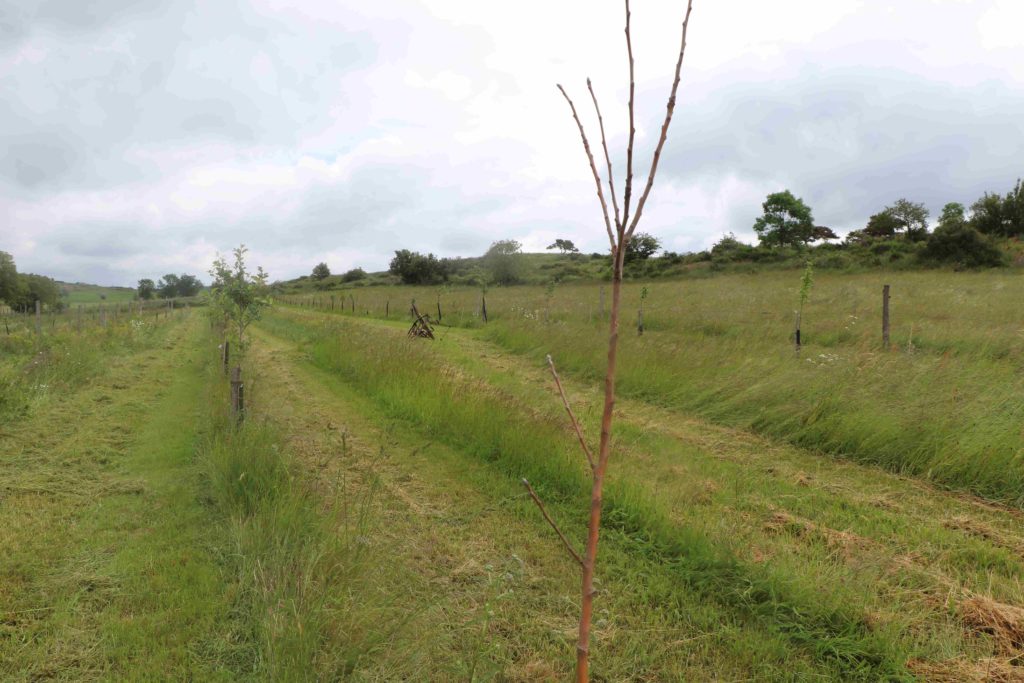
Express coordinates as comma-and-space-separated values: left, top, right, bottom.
882, 284, 891, 350
481, 294, 488, 323
230, 366, 244, 423
222, 341, 230, 374
35, 300, 41, 338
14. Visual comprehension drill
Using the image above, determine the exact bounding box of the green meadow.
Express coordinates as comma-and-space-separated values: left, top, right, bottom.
5, 270, 1024, 680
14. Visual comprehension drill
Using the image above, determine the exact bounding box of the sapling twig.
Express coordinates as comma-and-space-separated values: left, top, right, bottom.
521, 478, 584, 567
546, 354, 595, 471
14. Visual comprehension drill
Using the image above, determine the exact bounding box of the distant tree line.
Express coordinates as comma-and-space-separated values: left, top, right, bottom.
386, 240, 528, 286
137, 273, 203, 300
747, 178, 1024, 268
0, 251, 62, 311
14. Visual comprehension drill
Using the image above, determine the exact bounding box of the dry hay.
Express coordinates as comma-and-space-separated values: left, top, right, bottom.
945, 516, 1024, 555
907, 657, 1024, 682
762, 510, 873, 558
961, 595, 1024, 655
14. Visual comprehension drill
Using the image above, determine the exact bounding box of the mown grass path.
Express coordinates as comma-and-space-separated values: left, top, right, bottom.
0, 315, 247, 681
267, 305, 1024, 681
247, 325, 835, 680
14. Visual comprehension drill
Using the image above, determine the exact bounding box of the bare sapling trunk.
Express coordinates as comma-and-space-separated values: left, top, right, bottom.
521, 2, 694, 680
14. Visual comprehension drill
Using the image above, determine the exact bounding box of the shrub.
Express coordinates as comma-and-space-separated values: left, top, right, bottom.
340, 268, 366, 283
922, 223, 1004, 268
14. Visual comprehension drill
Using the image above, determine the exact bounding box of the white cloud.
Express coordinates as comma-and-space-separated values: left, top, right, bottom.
0, 0, 1021, 284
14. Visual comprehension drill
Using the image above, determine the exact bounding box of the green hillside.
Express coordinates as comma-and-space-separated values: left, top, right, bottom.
57, 282, 137, 306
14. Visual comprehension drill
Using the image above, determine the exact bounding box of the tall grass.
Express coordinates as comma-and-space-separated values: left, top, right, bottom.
258, 309, 914, 680
0, 312, 178, 421
197, 342, 413, 680
279, 271, 1024, 505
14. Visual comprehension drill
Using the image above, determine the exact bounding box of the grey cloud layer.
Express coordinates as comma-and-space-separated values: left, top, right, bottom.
653, 69, 1024, 231
1, 1, 1022, 285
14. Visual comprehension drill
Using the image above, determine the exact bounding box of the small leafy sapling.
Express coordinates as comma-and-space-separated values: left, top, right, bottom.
208, 245, 270, 355
794, 260, 814, 352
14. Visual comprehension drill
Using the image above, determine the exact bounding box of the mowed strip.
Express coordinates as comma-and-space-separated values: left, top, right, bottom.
272, 305, 1024, 680
247, 324, 844, 681
0, 316, 246, 681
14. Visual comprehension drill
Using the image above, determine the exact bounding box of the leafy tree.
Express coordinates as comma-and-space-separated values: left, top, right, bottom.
624, 232, 661, 262
862, 212, 896, 238
886, 199, 930, 241
547, 239, 579, 254
341, 267, 367, 282
156, 272, 202, 298
1005, 179, 1024, 236
157, 274, 180, 299
137, 278, 156, 300
15, 274, 61, 310
752, 191, 815, 247
810, 226, 838, 241
177, 274, 203, 297
969, 192, 1006, 236
312, 262, 331, 280
937, 202, 967, 230
0, 251, 20, 306
389, 250, 447, 285
483, 239, 524, 284
208, 245, 270, 351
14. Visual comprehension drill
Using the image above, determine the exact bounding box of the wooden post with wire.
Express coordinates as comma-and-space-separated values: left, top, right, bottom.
230, 366, 244, 423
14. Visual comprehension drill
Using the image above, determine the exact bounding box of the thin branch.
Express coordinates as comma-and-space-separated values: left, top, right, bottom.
547, 354, 595, 471
626, 0, 694, 239
587, 79, 621, 231
521, 479, 584, 567
620, 0, 636, 235
557, 84, 617, 252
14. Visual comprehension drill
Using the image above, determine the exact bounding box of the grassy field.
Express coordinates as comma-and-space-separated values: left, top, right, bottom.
5, 270, 1024, 680
57, 282, 137, 306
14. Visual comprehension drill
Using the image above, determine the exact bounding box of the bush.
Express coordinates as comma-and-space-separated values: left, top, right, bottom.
341, 268, 367, 283
389, 250, 447, 285
922, 223, 1004, 268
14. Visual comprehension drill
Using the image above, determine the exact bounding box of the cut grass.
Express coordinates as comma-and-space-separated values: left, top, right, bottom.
0, 315, 249, 680
262, 304, 1024, 679
258, 309, 925, 679
247, 324, 838, 680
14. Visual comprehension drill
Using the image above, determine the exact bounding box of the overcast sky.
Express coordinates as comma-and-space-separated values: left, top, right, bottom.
1, 0, 1022, 285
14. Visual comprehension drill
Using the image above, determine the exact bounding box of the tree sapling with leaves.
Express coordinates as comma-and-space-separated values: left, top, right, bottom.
208, 245, 271, 354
